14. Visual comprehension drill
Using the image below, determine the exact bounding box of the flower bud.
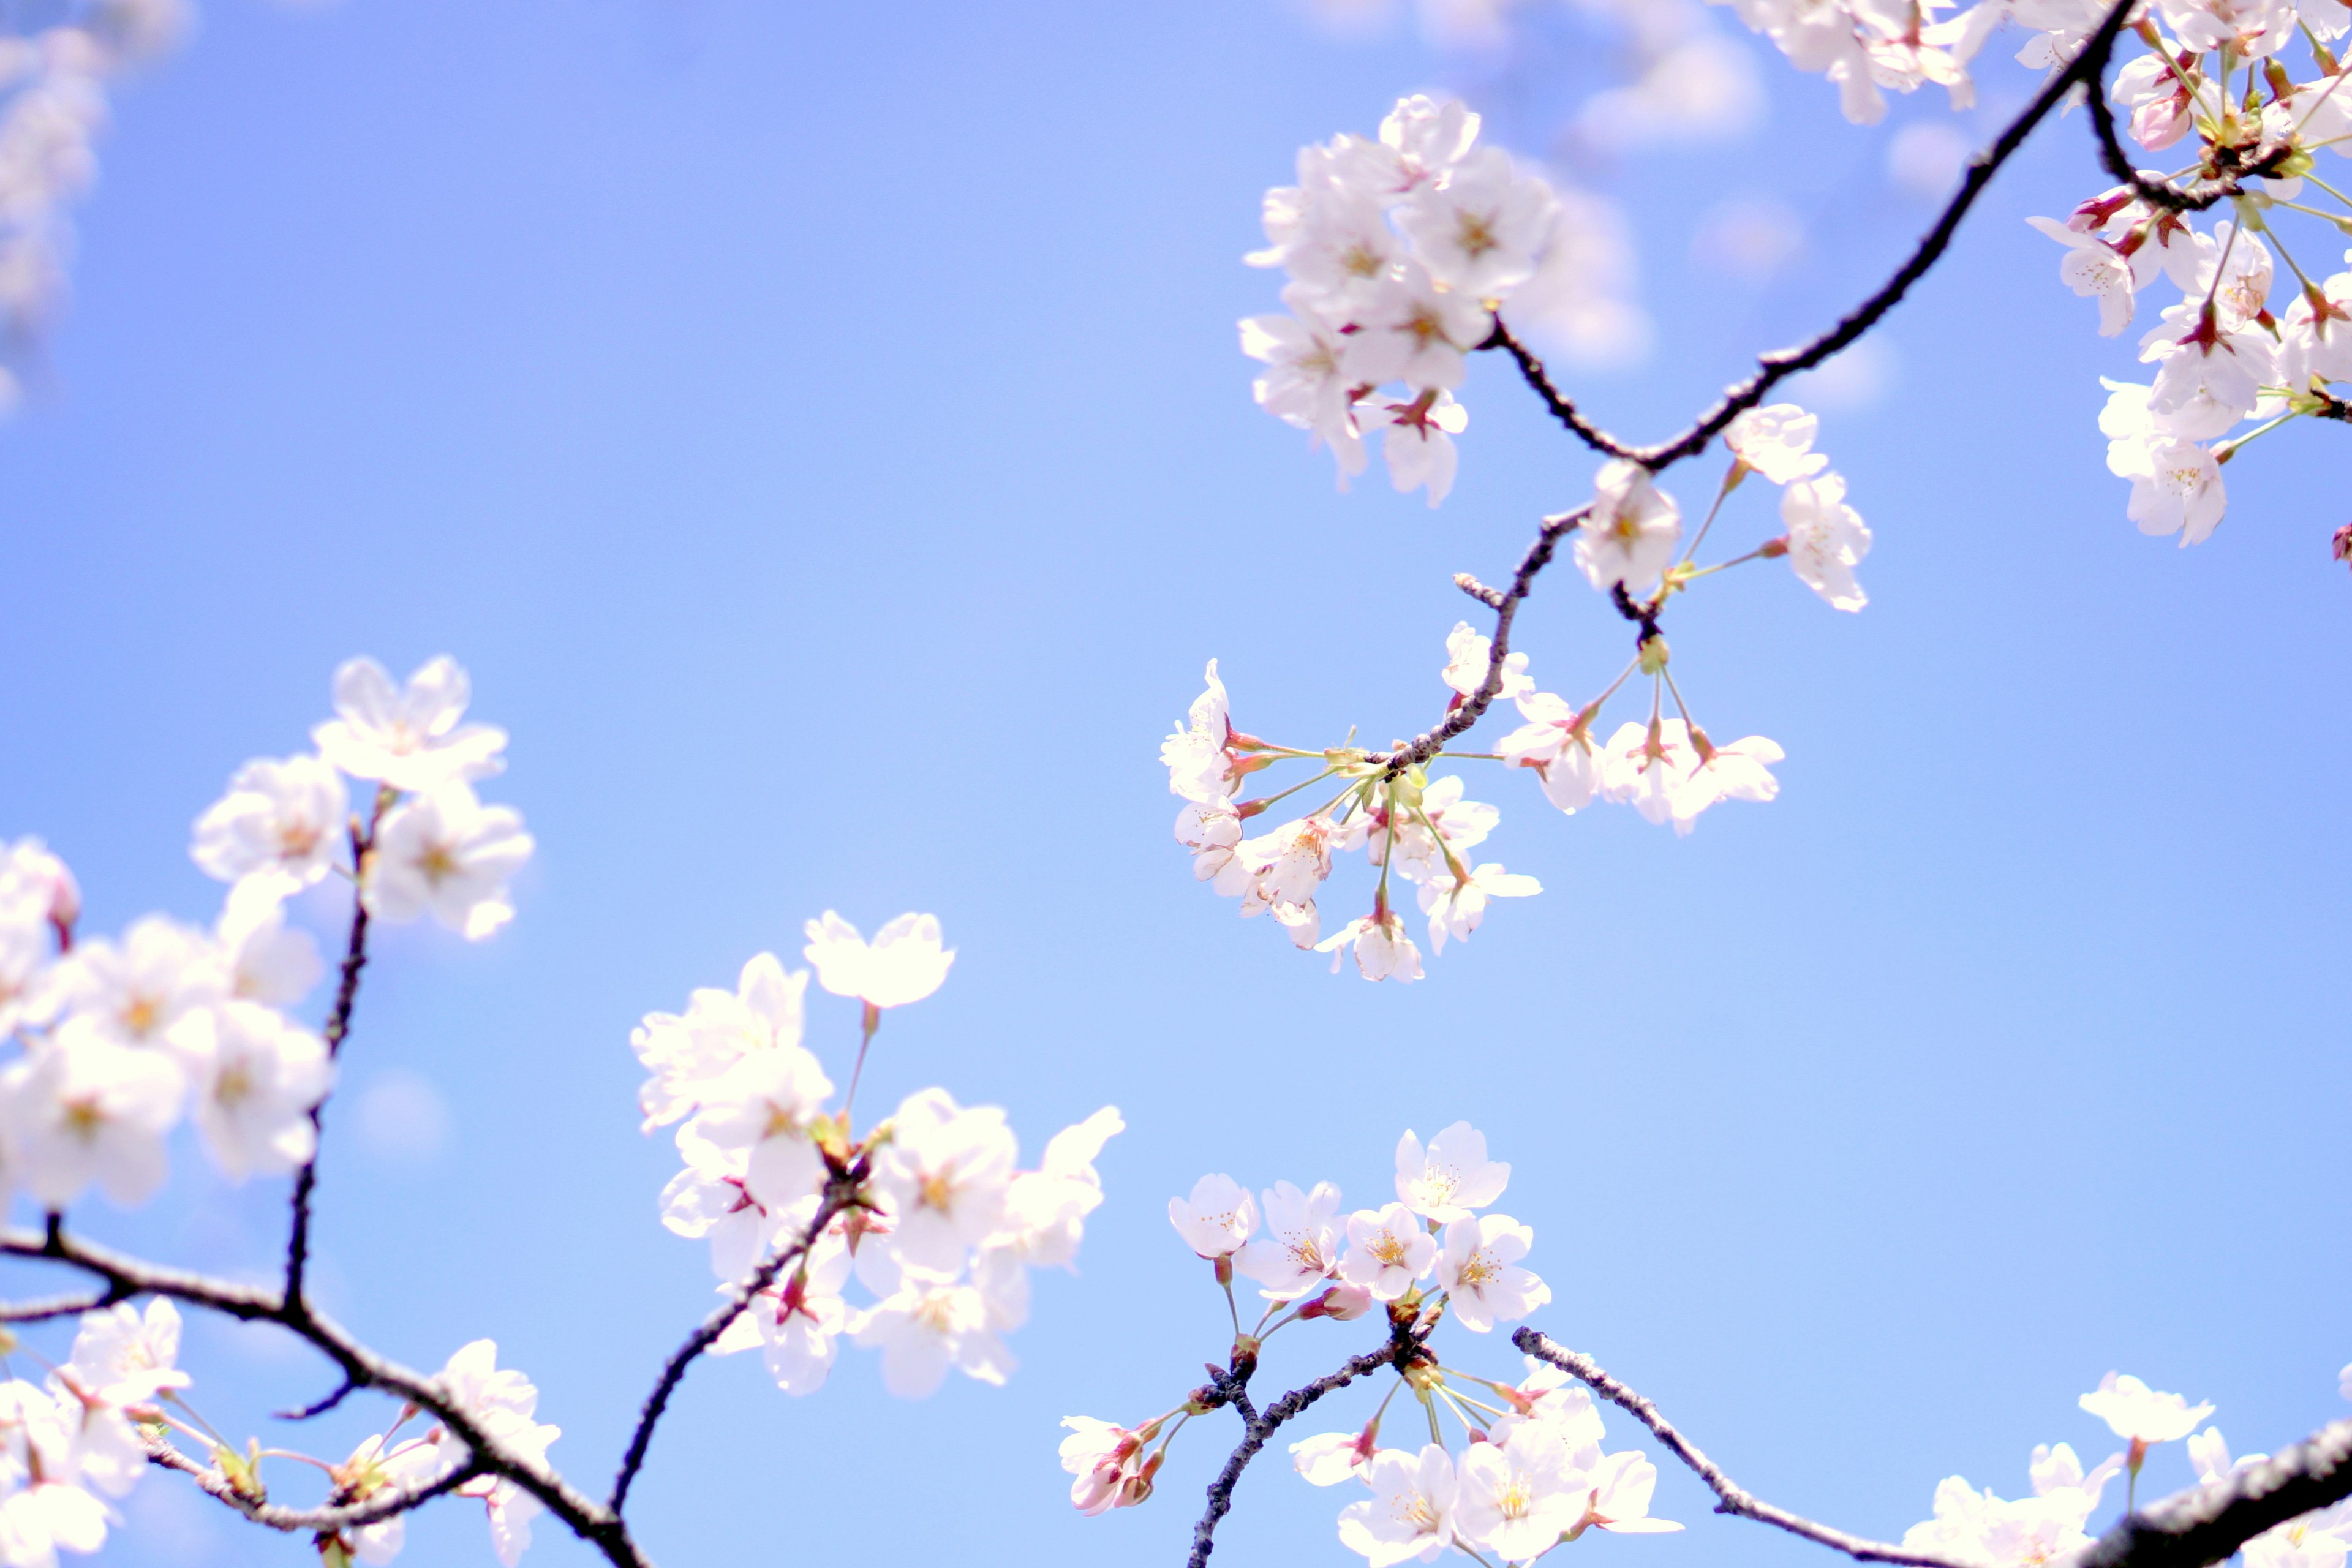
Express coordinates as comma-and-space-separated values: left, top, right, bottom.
1636, 635, 1670, 674
1298, 1283, 1375, 1321
1760, 535, 1790, 558
2334, 522, 2352, 568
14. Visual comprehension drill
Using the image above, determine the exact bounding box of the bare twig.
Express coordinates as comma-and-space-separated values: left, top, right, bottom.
606, 1166, 867, 1517
1189, 1324, 1423, 1568
1370, 507, 1589, 775
274, 1373, 358, 1422
144, 1430, 484, 1534
0, 1287, 111, 1323
285, 801, 384, 1308
1513, 1329, 1967, 1568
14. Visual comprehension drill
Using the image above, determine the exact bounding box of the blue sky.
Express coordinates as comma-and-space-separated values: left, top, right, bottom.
0, 2, 2346, 1566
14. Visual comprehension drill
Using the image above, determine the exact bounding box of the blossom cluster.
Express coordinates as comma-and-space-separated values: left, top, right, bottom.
0, 0, 187, 414
630, 915, 1123, 1400
2024, 0, 2352, 546
1164, 408, 1869, 981
1240, 94, 1566, 505
0, 656, 530, 1215
1901, 1368, 2352, 1568
1061, 1122, 1687, 1567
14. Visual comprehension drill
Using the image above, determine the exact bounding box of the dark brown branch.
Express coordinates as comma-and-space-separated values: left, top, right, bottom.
0, 1224, 650, 1568
2083, 34, 2283, 213
1513, 1329, 1967, 1568
285, 799, 386, 1308
606, 1166, 865, 1518
0, 1287, 111, 1323
274, 1373, 358, 1422
146, 1431, 483, 1534
2076, 1416, 2352, 1568
1188, 1327, 1421, 1568
1370, 506, 1589, 775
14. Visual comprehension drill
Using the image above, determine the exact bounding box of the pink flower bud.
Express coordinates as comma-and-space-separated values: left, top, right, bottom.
1298, 1283, 1375, 1321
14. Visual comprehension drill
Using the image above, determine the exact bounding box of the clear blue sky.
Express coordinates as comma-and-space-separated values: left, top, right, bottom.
1, 2, 2345, 1566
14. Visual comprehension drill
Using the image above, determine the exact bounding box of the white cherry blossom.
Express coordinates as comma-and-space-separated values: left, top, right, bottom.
1497, 690, 1604, 813
1589, 1450, 1686, 1532
1395, 145, 1558, 299
1163, 662, 1238, 804
1338, 1444, 1459, 1567
1600, 718, 1698, 827
1575, 460, 1681, 593
2079, 1371, 2215, 1447
312, 655, 507, 791
853, 1281, 1012, 1398
66, 1298, 187, 1407
1234, 1180, 1344, 1299
184, 999, 333, 1182
1670, 729, 1786, 835
1724, 402, 1830, 483
1340, 1202, 1439, 1301
1344, 263, 1490, 391
1417, 862, 1540, 953
48, 914, 221, 1058
1169, 1172, 1257, 1259
1456, 1419, 1586, 1559
1780, 470, 1871, 611
190, 753, 349, 898
871, 1088, 1016, 1273
1436, 1213, 1550, 1332
1439, 620, 1531, 702
679, 1039, 835, 1213
215, 892, 323, 1008
802, 911, 954, 1010
1, 1023, 186, 1208
993, 1105, 1123, 1269
365, 785, 533, 941
1293, 1425, 1379, 1487
1395, 1122, 1509, 1222
1315, 911, 1424, 982
1361, 389, 1468, 507
630, 951, 810, 1132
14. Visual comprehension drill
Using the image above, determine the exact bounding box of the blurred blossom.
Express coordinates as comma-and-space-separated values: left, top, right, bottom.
1887, 121, 1973, 200
1507, 184, 1651, 369
1787, 337, 1897, 413
1691, 194, 1806, 284
1577, 34, 1764, 149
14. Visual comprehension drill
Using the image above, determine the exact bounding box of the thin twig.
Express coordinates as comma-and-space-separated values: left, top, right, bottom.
285, 802, 384, 1308
0, 1287, 110, 1323
606, 1167, 865, 1517
1188, 1327, 1422, 1567
1513, 1329, 1966, 1568
145, 1431, 483, 1534
274, 1374, 358, 1422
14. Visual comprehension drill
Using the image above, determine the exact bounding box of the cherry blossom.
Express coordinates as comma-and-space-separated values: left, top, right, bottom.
1340, 1201, 1440, 1300
0, 1022, 186, 1208
1439, 620, 1531, 702
1338, 1444, 1458, 1567
853, 1281, 1013, 1397
47, 914, 221, 1058
1361, 388, 1468, 507
1169, 1172, 1258, 1259
802, 911, 955, 1010
313, 655, 507, 792
1600, 719, 1698, 827
190, 752, 349, 898
871, 1087, 1016, 1273
1395, 1123, 1509, 1222
1393, 145, 1559, 298
2079, 1371, 2215, 1448
365, 785, 533, 941
993, 1105, 1124, 1269
1455, 1419, 1586, 1559
1163, 661, 1239, 805
1062, 1417, 1158, 1514
1588, 1450, 1685, 1532
65, 1298, 186, 1407
1417, 862, 1540, 952
1293, 1424, 1380, 1487
1316, 911, 1425, 982
214, 892, 323, 1008
183, 999, 333, 1182
1234, 1179, 1345, 1299
1670, 729, 1786, 835
1497, 691, 1604, 813
630, 951, 811, 1132
1779, 471, 1871, 611
1435, 1213, 1550, 1332
1575, 460, 1681, 593
1724, 402, 1830, 483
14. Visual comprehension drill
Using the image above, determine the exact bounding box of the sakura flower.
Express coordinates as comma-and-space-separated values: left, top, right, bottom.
1334, 96, 1482, 206
750, 1229, 855, 1395
1599, 719, 1697, 827
1395, 145, 1558, 299
1417, 862, 1540, 954
1588, 1450, 1685, 1532
1314, 911, 1424, 982
1163, 661, 1238, 804
2197, 224, 2277, 333
1395, 1123, 1508, 1221
0, 838, 79, 943
679, 1040, 835, 1213
1273, 189, 1408, 312
190, 753, 349, 898
1497, 691, 1603, 813
659, 1147, 783, 1282
1338, 1444, 1458, 1567
48, 914, 222, 1058
2138, 303, 2275, 439
2188, 1427, 2253, 1486
1780, 470, 1871, 611
331, 1430, 444, 1565
993, 1105, 1123, 1269
802, 911, 954, 1009
854, 1281, 1013, 1398
183, 999, 333, 1182
0, 905, 48, 1038
1575, 460, 1681, 593
1362, 389, 1468, 507
1456, 1420, 1587, 1559
215, 892, 323, 1008
1169, 1172, 1257, 1258
1345, 263, 1490, 391
1, 1023, 186, 1208
2278, 270, 2352, 388
1340, 1202, 1439, 1300
1062, 1417, 1157, 1514
871, 1087, 1016, 1273
1175, 797, 1246, 889
1234, 1179, 1344, 1299
2111, 51, 2198, 150
2025, 217, 2146, 336
365, 784, 533, 941
2030, 1440, 2125, 1518
1238, 815, 1335, 911
1294, 1424, 1380, 1487
66, 1298, 187, 1406
1724, 402, 1830, 483
630, 951, 810, 1131
0, 1382, 111, 1559
431, 1339, 558, 1474
1669, 729, 1785, 836
2079, 1371, 2214, 1452
1439, 620, 1531, 703
2100, 379, 2228, 544
1435, 1213, 1550, 1332
1241, 293, 1370, 486
312, 655, 507, 791
1373, 775, 1498, 885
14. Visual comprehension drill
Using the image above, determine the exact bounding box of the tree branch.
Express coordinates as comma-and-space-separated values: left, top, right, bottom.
1513, 1329, 1967, 1568
2075, 1416, 2352, 1568
285, 801, 385, 1309
145, 1430, 484, 1535
606, 1165, 866, 1518
0, 1223, 650, 1568
1188, 1328, 1420, 1567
